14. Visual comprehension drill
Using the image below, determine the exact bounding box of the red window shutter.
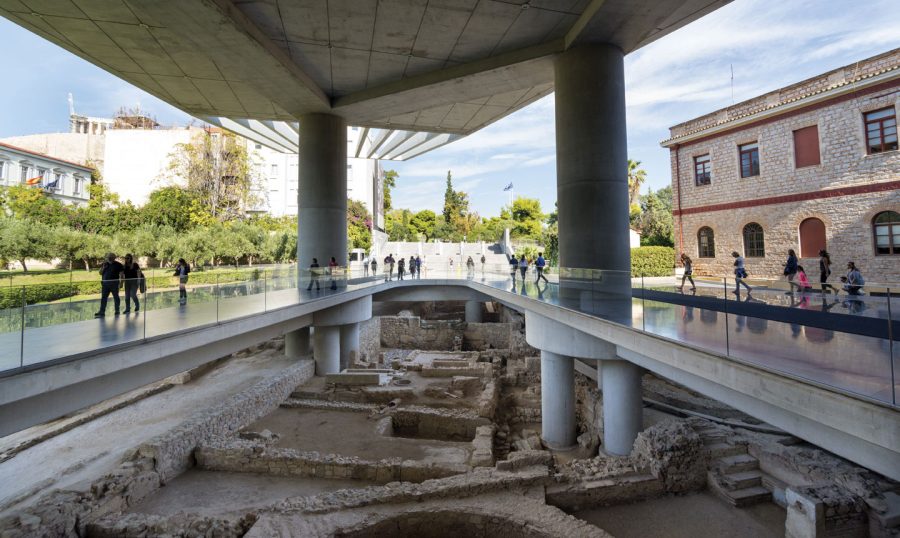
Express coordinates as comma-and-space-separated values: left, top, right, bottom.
793, 126, 820, 168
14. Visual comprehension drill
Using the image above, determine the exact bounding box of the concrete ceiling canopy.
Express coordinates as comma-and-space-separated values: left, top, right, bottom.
0, 0, 731, 156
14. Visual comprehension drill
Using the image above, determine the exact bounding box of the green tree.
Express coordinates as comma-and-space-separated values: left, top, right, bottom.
0, 185, 71, 227
507, 197, 544, 240
638, 186, 674, 247
383, 169, 398, 212
627, 159, 647, 209
165, 131, 261, 221
179, 227, 215, 268
142, 186, 198, 231
409, 209, 436, 241
440, 170, 471, 240
347, 199, 373, 252
53, 227, 90, 270
0, 218, 52, 271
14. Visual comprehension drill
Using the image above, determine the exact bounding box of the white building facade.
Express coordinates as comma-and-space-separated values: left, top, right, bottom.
0, 142, 91, 206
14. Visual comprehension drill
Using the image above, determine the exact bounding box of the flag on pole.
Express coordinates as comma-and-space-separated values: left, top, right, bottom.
503, 182, 513, 191
25, 176, 42, 186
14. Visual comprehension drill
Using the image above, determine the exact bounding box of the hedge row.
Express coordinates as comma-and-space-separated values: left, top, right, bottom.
0, 269, 277, 309
631, 246, 676, 277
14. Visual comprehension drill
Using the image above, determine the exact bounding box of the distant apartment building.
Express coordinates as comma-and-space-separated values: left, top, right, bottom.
1, 106, 385, 229
0, 141, 91, 206
662, 48, 900, 282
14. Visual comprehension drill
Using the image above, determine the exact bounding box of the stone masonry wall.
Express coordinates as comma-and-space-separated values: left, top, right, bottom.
669, 49, 899, 138
380, 316, 520, 352
359, 316, 381, 363
671, 73, 900, 281
137, 359, 315, 482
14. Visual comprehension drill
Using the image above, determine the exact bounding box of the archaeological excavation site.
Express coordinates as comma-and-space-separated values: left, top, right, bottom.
1, 301, 898, 538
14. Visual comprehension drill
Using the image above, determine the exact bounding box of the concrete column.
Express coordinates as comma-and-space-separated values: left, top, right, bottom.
540, 350, 576, 449
284, 327, 311, 358
313, 325, 340, 375
298, 114, 348, 270
465, 301, 483, 323
601, 359, 643, 456
554, 44, 631, 323
339, 322, 360, 370
555, 43, 628, 273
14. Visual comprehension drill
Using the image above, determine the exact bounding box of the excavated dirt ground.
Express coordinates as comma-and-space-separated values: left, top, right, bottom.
246, 407, 472, 464
127, 470, 360, 518
573, 492, 786, 538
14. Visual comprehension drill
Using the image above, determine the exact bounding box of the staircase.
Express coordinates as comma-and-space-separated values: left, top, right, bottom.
693, 422, 778, 508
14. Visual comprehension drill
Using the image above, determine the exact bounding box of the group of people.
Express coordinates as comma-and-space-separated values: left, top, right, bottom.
509, 253, 549, 284
94, 253, 191, 317
306, 257, 339, 291
678, 249, 867, 296
380, 254, 422, 281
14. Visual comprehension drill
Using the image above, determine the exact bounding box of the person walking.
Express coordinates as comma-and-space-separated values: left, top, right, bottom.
731, 251, 752, 294
509, 254, 518, 283
466, 256, 475, 279
408, 256, 416, 279
783, 249, 799, 293
819, 250, 836, 294
415, 256, 422, 279
370, 258, 378, 279
480, 254, 486, 273
397, 257, 406, 280
173, 258, 191, 306
94, 252, 124, 317
841, 261, 864, 295
306, 258, 320, 291
518, 255, 528, 281
384, 254, 395, 281
363, 255, 369, 277
122, 254, 142, 314
678, 253, 695, 291
535, 252, 549, 284
329, 256, 338, 290
795, 265, 813, 292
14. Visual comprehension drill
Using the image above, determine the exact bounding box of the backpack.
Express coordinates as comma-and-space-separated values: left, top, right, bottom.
138, 271, 146, 294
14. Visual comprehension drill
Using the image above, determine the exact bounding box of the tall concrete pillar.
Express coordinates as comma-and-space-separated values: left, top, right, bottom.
601, 359, 643, 456
465, 301, 483, 323
339, 322, 360, 370
540, 350, 576, 449
554, 44, 631, 323
313, 325, 340, 375
298, 114, 348, 270
284, 327, 311, 358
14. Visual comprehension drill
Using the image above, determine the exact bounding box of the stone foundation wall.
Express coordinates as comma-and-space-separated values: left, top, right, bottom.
195, 438, 468, 484
575, 371, 603, 450
0, 360, 317, 537
390, 406, 490, 442
137, 359, 316, 483
380, 316, 526, 354
359, 317, 381, 364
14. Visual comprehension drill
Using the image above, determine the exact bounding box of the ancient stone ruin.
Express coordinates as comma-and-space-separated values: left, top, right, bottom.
1, 301, 897, 537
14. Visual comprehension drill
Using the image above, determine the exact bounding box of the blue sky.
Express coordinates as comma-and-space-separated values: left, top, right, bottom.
1, 0, 898, 218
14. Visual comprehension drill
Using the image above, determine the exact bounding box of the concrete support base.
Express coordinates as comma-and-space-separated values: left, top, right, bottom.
339, 322, 360, 370
601, 359, 643, 456
465, 301, 483, 323
313, 325, 340, 375
284, 327, 311, 358
540, 350, 576, 449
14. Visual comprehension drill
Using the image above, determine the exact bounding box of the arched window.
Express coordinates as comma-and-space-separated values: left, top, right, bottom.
873, 211, 900, 255
697, 227, 715, 258
743, 223, 765, 257
799, 218, 826, 258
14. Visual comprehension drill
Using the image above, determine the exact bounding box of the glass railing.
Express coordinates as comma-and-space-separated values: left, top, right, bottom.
1, 263, 895, 408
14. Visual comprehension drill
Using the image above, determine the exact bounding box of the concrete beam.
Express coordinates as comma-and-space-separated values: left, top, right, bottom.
525, 311, 617, 359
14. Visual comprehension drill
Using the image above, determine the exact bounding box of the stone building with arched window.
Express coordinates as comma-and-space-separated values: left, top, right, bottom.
662, 48, 900, 283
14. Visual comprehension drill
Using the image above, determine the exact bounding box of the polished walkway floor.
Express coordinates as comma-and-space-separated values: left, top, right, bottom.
1, 268, 896, 407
